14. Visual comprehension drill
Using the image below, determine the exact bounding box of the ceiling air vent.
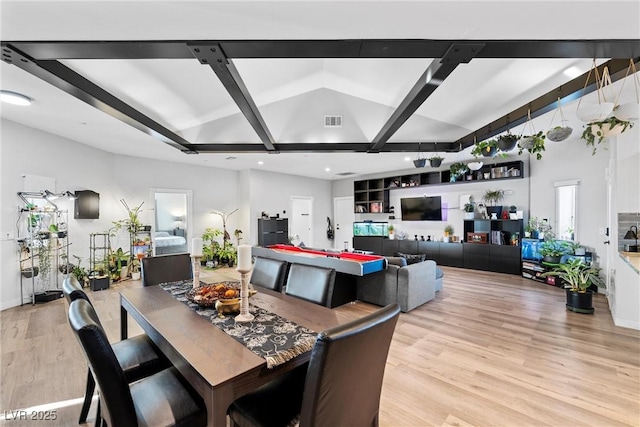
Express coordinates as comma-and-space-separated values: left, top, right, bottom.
324, 115, 342, 128
336, 172, 356, 176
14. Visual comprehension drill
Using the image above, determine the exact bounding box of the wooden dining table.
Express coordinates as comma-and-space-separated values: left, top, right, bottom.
120, 285, 341, 427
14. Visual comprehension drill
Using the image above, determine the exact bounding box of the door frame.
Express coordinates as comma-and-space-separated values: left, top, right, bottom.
290, 196, 314, 247
150, 188, 193, 246
333, 196, 355, 251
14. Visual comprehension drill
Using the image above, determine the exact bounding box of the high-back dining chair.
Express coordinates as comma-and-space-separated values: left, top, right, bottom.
141, 253, 193, 286
228, 303, 401, 427
250, 257, 288, 292
284, 263, 336, 307
62, 277, 167, 424
68, 298, 207, 427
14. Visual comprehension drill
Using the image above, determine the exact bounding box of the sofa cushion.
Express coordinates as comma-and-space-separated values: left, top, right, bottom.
386, 256, 407, 267
396, 252, 426, 265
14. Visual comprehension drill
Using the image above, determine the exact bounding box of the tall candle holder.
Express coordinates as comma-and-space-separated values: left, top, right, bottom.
191, 255, 201, 289
235, 267, 254, 323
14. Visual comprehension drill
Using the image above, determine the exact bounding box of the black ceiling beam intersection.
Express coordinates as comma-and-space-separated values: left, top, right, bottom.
453, 58, 640, 150
188, 43, 277, 152
368, 42, 485, 153
1, 44, 197, 153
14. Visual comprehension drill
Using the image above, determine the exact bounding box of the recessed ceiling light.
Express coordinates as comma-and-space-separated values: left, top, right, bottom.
563, 66, 582, 79
404, 157, 411, 162
0, 90, 32, 106
325, 167, 331, 172
258, 161, 264, 165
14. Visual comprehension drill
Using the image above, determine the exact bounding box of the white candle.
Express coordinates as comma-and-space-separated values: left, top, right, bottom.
191, 237, 203, 257
237, 244, 252, 271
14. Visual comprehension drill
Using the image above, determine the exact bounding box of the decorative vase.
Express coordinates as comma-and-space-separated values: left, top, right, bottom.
566, 290, 594, 314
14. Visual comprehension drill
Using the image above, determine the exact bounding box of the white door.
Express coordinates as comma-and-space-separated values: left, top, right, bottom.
334, 196, 355, 251
291, 197, 313, 247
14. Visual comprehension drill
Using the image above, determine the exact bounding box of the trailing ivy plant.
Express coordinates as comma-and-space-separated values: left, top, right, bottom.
518, 131, 546, 160
581, 117, 633, 155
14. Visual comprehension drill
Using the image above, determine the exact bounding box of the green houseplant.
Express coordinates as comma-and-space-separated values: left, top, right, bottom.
541, 258, 603, 314
518, 131, 546, 160
483, 189, 505, 218
496, 133, 519, 152
538, 240, 570, 264
580, 116, 634, 155
470, 139, 499, 158
443, 224, 454, 242
449, 162, 468, 182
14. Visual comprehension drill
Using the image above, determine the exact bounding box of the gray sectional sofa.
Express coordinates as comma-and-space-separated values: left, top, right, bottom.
356, 256, 443, 312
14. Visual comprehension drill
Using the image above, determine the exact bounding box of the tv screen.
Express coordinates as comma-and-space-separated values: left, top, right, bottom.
401, 196, 442, 221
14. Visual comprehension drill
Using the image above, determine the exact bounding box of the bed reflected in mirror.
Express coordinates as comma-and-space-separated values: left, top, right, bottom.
152, 189, 192, 255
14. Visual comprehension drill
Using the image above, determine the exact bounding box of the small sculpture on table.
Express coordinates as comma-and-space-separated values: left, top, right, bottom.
235, 244, 254, 323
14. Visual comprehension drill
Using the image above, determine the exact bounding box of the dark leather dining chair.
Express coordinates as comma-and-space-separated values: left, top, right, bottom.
250, 257, 288, 292
228, 303, 401, 427
284, 263, 336, 307
141, 253, 193, 286
68, 298, 207, 427
62, 277, 167, 424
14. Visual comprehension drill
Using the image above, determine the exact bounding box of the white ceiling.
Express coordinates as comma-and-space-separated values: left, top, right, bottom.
1, 1, 639, 179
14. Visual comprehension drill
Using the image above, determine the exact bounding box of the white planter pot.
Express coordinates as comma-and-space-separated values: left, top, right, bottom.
614, 102, 639, 121
464, 212, 474, 220
443, 236, 450, 243
467, 161, 483, 171
131, 271, 141, 281
577, 102, 615, 122
546, 126, 573, 142
388, 233, 395, 240
591, 122, 626, 137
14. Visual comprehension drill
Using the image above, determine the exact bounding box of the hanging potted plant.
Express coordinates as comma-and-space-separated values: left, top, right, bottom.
541, 258, 604, 314
467, 160, 483, 171
427, 155, 444, 168
518, 131, 546, 160
546, 97, 573, 142
581, 116, 634, 155
496, 133, 519, 152
449, 162, 468, 182
471, 139, 499, 158
576, 61, 615, 122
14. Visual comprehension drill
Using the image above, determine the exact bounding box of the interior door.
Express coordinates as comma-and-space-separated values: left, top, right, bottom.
290, 197, 313, 247
333, 196, 355, 251
151, 188, 192, 255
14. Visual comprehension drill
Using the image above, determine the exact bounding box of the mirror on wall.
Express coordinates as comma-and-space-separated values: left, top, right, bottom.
555, 180, 579, 241
152, 189, 192, 255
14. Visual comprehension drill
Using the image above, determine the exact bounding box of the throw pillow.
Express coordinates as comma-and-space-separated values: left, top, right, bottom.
396, 252, 426, 265
386, 256, 407, 267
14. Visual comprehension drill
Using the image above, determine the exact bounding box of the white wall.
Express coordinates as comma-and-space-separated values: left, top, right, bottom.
247, 169, 333, 248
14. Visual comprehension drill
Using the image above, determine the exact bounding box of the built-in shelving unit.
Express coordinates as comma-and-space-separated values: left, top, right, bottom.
354, 160, 525, 213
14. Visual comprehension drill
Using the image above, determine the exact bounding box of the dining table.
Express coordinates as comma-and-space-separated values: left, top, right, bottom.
120, 283, 342, 427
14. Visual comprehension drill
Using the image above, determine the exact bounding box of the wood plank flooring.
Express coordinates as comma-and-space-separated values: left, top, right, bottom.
1, 266, 638, 426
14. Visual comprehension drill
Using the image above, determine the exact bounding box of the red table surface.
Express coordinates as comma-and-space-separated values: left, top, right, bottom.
267, 244, 383, 262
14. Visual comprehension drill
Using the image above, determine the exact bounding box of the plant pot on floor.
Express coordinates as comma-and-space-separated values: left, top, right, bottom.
566, 289, 594, 314
131, 271, 141, 281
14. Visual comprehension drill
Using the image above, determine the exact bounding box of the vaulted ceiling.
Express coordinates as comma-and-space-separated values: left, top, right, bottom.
1, 1, 639, 179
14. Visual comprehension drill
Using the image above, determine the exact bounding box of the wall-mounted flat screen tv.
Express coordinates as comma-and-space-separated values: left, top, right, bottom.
400, 196, 442, 221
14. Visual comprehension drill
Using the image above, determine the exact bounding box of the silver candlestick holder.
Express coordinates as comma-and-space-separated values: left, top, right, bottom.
235, 268, 254, 323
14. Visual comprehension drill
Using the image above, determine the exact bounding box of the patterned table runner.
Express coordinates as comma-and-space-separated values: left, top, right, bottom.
159, 281, 317, 368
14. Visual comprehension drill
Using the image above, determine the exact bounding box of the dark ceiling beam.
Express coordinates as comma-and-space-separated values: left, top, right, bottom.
188, 43, 276, 152
453, 58, 640, 150
192, 142, 457, 153
7, 39, 640, 60
1, 44, 197, 153
368, 42, 485, 153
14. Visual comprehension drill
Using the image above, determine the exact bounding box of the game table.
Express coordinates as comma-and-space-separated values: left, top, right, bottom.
252, 244, 387, 307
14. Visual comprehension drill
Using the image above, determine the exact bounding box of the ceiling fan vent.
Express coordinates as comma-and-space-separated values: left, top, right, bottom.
336, 171, 356, 176
324, 115, 343, 128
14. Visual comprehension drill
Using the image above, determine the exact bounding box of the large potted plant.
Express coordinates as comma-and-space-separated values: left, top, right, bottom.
542, 258, 603, 314
471, 139, 499, 158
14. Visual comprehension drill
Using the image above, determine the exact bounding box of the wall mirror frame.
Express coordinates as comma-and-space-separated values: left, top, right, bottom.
150, 188, 193, 255
554, 180, 579, 242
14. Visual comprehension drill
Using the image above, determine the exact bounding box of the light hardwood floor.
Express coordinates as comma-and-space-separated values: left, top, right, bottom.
1, 267, 638, 426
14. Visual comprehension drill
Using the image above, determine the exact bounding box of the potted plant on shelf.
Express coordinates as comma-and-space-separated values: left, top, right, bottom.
112, 199, 144, 235
580, 116, 634, 155
496, 133, 519, 152
427, 155, 444, 168
130, 258, 141, 281
471, 139, 499, 158
387, 224, 395, 239
518, 131, 546, 160
449, 162, 468, 182
538, 240, 570, 264
443, 224, 454, 243
70, 255, 89, 287
463, 201, 475, 220
541, 258, 603, 314
482, 189, 505, 219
